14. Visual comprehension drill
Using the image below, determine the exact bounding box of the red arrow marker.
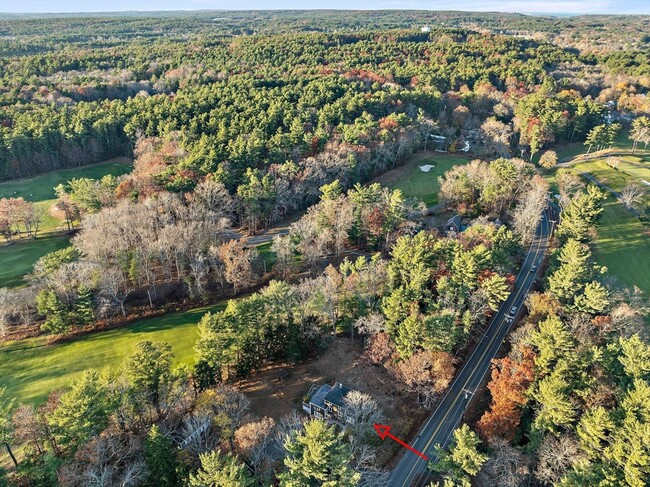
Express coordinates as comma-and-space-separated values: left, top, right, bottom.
373, 424, 429, 461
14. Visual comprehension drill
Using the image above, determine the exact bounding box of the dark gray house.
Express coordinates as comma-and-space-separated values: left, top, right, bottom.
445, 214, 463, 233
302, 382, 357, 423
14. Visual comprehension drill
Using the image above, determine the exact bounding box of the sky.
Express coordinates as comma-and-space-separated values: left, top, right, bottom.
1, 0, 648, 15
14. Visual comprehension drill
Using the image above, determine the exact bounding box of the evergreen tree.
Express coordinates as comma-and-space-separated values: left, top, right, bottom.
189, 450, 255, 487
556, 185, 605, 243
144, 424, 180, 487
125, 340, 174, 415
74, 285, 95, 324
479, 274, 510, 311
574, 281, 609, 314
431, 424, 487, 482
279, 419, 360, 486
395, 312, 424, 359
422, 311, 460, 353
47, 370, 110, 453
548, 239, 595, 305
576, 406, 614, 459
617, 335, 650, 383
36, 289, 70, 335
530, 315, 575, 374
532, 372, 577, 433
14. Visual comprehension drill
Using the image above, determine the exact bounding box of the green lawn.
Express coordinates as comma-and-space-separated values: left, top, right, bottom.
0, 158, 134, 286
574, 157, 650, 194
0, 235, 71, 288
0, 302, 225, 405
552, 128, 636, 163
0, 157, 133, 202
378, 152, 470, 206
593, 197, 650, 294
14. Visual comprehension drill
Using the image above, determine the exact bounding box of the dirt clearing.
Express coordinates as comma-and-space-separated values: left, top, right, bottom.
235, 337, 427, 466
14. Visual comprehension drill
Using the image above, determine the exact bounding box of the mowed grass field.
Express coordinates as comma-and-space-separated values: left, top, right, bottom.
593, 196, 650, 294
0, 235, 70, 288
0, 157, 133, 234
0, 157, 133, 202
0, 302, 225, 405
564, 150, 650, 294
0, 158, 133, 288
375, 152, 470, 206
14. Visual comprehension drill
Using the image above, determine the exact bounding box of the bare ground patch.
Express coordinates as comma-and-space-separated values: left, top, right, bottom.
234, 337, 427, 467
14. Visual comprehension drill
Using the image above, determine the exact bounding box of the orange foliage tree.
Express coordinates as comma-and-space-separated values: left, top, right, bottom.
476, 347, 535, 441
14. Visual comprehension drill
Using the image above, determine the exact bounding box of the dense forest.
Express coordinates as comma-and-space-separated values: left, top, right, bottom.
1, 9, 649, 487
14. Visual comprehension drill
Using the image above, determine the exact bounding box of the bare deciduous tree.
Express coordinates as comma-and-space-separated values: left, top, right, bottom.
271, 234, 296, 279
217, 238, 259, 295
511, 176, 549, 244
535, 434, 581, 485
620, 183, 645, 210
481, 437, 530, 487
481, 117, 512, 157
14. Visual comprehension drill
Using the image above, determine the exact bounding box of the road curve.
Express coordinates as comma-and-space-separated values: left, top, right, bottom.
389, 206, 554, 487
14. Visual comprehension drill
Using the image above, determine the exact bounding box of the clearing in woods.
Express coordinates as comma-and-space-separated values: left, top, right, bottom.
374, 152, 470, 207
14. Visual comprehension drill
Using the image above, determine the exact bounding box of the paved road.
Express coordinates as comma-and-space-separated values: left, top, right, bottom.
389, 205, 555, 487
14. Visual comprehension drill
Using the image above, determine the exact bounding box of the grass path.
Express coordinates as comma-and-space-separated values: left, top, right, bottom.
0, 302, 225, 405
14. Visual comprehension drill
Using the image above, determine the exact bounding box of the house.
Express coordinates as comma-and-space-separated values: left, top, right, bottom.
444, 215, 463, 234
302, 382, 357, 423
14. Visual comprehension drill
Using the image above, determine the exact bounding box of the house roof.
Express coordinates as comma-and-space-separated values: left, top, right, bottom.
446, 215, 462, 228
323, 382, 355, 408
309, 384, 332, 410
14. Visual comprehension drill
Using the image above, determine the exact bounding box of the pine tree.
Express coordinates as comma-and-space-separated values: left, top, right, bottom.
74, 284, 94, 325
617, 335, 650, 382
630, 116, 650, 151
556, 185, 605, 243
584, 125, 607, 153
431, 424, 487, 482
189, 450, 255, 487
125, 340, 174, 415
548, 239, 593, 304
36, 289, 70, 335
574, 281, 609, 314
279, 419, 360, 486
480, 274, 510, 312
422, 311, 460, 353
395, 312, 424, 359
532, 372, 576, 433
530, 315, 575, 374
576, 406, 614, 458
144, 424, 179, 487
47, 370, 109, 453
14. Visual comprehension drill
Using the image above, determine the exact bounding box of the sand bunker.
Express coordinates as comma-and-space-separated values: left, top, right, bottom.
419, 164, 435, 172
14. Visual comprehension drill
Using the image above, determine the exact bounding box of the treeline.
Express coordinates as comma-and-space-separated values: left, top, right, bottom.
2, 25, 622, 182
0, 11, 647, 54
